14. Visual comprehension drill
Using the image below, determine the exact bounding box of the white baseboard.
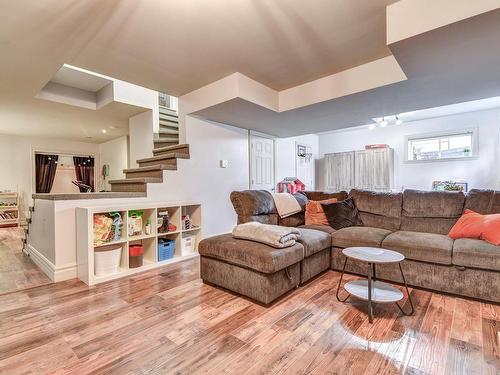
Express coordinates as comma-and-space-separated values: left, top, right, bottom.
27, 244, 77, 282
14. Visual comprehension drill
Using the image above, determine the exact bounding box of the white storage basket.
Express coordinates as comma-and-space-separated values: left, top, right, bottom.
94, 245, 122, 277
181, 235, 196, 256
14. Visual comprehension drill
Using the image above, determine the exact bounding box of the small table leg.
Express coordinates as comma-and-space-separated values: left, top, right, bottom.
335, 257, 350, 302
367, 262, 373, 323
396, 262, 415, 316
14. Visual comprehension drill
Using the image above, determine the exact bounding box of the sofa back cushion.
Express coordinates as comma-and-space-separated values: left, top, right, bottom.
278, 192, 308, 227
401, 189, 465, 234
349, 189, 402, 231
304, 191, 348, 202
305, 198, 338, 226
230, 190, 347, 227
464, 189, 500, 214
230, 190, 278, 225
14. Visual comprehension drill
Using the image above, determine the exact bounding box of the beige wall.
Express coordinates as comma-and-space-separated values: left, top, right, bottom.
0, 134, 130, 220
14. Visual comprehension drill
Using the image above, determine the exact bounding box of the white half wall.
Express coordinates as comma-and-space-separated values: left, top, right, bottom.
318, 108, 500, 191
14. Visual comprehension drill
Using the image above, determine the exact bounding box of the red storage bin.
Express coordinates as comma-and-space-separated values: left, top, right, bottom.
129, 244, 144, 268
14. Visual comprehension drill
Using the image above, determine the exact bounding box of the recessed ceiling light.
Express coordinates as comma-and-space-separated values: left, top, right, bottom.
101, 129, 107, 134
109, 126, 117, 129
368, 124, 376, 130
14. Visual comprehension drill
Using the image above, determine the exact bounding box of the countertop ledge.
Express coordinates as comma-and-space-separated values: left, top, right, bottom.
32, 192, 147, 200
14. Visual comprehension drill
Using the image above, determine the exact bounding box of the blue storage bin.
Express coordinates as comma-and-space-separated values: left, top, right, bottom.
158, 239, 175, 261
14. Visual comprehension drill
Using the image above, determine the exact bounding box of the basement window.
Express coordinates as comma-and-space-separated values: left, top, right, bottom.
406, 130, 475, 161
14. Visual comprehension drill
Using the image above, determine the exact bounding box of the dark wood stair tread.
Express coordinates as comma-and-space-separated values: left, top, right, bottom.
153, 143, 189, 153
109, 177, 163, 184
137, 152, 189, 164
123, 164, 176, 173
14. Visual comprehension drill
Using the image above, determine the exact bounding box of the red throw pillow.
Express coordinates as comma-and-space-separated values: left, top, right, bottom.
448, 209, 500, 246
305, 198, 338, 226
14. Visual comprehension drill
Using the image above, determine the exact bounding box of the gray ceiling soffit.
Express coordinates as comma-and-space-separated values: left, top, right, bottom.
193, 9, 500, 137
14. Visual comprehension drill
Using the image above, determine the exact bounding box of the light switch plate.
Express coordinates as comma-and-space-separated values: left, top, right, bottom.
220, 160, 229, 168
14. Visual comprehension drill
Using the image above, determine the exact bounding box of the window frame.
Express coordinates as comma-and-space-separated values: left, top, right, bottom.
404, 128, 478, 163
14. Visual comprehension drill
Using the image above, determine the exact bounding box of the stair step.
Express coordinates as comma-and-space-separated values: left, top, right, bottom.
159, 106, 178, 116
137, 152, 189, 168
124, 164, 176, 178
154, 141, 178, 148
160, 120, 179, 128
153, 143, 189, 156
159, 129, 179, 135
109, 177, 163, 193
159, 125, 179, 132
155, 135, 178, 141
159, 114, 179, 123
109, 177, 163, 184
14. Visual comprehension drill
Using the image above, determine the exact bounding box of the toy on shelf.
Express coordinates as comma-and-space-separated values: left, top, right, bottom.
277, 177, 306, 194
182, 214, 191, 230
128, 210, 144, 236
157, 210, 170, 233
93, 212, 122, 246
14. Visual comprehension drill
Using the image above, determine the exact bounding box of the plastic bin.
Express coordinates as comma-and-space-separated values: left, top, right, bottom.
181, 235, 196, 256
129, 244, 144, 268
94, 245, 122, 277
158, 239, 175, 261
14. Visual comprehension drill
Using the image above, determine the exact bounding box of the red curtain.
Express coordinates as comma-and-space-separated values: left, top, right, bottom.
73, 156, 95, 192
35, 154, 59, 193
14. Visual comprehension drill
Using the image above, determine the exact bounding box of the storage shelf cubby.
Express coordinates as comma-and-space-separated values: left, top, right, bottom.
0, 192, 19, 227
77, 202, 202, 285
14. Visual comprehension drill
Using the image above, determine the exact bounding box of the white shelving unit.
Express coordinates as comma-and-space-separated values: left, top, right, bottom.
77, 201, 202, 285
0, 192, 19, 227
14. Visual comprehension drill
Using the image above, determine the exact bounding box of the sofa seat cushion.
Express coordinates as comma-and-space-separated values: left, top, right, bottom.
198, 234, 304, 274
332, 226, 392, 248
453, 238, 500, 271
296, 228, 331, 257
299, 224, 336, 235
382, 231, 453, 265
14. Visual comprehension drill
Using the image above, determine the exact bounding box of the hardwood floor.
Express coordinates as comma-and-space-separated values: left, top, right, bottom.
0, 227, 51, 294
0, 257, 498, 374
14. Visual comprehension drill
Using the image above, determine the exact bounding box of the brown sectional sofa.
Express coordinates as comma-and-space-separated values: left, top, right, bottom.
199, 189, 500, 305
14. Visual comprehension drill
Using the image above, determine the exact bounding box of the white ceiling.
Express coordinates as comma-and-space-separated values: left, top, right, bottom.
50, 65, 112, 92
1, 1, 499, 141
0, 0, 396, 96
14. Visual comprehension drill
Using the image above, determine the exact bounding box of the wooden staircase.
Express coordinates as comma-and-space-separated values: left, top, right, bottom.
156, 106, 179, 148
109, 143, 190, 193
109, 97, 188, 194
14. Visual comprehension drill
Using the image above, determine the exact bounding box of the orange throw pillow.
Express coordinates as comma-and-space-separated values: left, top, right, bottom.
448, 209, 500, 246
305, 198, 338, 226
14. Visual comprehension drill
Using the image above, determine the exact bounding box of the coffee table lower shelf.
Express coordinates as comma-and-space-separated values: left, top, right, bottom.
344, 280, 404, 303
335, 247, 414, 323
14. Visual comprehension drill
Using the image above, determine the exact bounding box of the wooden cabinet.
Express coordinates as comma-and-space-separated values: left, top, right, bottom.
323, 148, 394, 192
371, 148, 394, 191
324, 151, 355, 192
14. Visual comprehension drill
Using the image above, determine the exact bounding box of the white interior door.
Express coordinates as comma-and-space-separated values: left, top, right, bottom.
296, 143, 313, 190
250, 135, 275, 191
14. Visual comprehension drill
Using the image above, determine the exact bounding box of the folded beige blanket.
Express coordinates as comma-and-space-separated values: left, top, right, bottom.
232, 222, 301, 248
271, 193, 302, 218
